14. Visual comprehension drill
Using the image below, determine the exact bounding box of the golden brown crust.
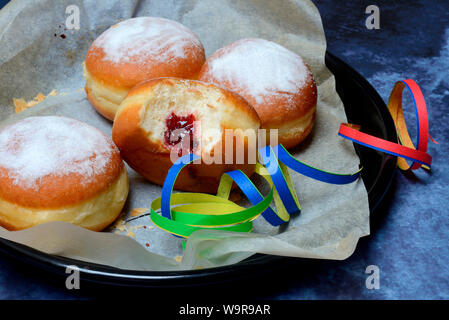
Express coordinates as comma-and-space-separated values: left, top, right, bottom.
86, 46, 205, 89
0, 151, 123, 209
113, 78, 260, 193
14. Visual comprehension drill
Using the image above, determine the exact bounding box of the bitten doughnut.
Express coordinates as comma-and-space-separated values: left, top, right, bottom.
198, 38, 317, 149
0, 116, 129, 231
112, 78, 260, 193
84, 17, 206, 120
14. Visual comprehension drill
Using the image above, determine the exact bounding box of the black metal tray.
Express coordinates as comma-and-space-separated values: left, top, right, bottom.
0, 52, 398, 287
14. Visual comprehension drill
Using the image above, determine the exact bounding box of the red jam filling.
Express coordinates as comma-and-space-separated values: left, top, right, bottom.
164, 112, 196, 155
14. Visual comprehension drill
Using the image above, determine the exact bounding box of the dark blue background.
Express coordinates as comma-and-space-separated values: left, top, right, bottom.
0, 0, 448, 299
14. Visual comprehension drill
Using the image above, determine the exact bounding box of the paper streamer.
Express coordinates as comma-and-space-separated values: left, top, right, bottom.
150, 146, 361, 239
150, 79, 436, 243
151, 79, 435, 240
339, 79, 436, 171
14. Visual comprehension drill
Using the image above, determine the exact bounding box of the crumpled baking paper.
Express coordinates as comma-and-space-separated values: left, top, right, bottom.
0, 0, 370, 271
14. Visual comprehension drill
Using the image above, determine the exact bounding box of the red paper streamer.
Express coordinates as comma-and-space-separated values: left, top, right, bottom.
338, 79, 436, 171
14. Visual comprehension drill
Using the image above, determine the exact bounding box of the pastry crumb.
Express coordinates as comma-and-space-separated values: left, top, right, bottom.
109, 213, 152, 241
126, 230, 135, 238
13, 90, 58, 113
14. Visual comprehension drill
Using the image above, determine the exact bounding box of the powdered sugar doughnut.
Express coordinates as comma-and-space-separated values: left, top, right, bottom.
0, 116, 129, 231
198, 38, 317, 149
112, 78, 260, 193
84, 17, 206, 120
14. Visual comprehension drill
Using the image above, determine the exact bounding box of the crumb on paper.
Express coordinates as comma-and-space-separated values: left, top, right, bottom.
126, 230, 135, 238
13, 89, 57, 113
109, 213, 149, 240
130, 207, 149, 217
12, 98, 27, 113
132, 225, 145, 231
109, 213, 127, 233
174, 255, 182, 263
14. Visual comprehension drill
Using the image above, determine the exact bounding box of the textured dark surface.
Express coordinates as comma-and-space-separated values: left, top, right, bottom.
0, 0, 448, 299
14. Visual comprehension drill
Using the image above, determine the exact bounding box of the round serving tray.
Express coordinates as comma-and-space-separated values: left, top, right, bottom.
0, 52, 398, 287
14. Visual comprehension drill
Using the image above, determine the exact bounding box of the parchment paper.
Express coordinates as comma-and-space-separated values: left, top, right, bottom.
0, 0, 370, 271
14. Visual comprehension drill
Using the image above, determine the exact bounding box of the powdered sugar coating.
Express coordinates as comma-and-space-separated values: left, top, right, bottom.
0, 116, 116, 190
204, 38, 311, 105
93, 17, 203, 64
